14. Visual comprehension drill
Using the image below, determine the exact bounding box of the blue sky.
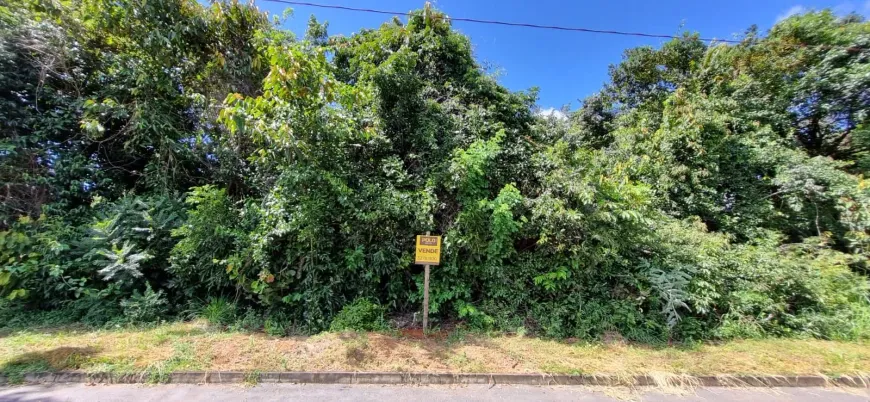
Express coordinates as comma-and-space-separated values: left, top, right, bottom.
254, 0, 870, 111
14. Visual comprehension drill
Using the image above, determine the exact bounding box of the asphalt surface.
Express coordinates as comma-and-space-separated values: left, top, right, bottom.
1, 384, 869, 402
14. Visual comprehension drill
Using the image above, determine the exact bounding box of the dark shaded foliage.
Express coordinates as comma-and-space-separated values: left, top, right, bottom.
1, 2, 868, 340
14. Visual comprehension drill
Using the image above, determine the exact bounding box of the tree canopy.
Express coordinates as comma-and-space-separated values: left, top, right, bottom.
1, 0, 869, 340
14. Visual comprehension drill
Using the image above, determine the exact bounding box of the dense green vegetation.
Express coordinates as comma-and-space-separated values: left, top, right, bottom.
2, 0, 869, 342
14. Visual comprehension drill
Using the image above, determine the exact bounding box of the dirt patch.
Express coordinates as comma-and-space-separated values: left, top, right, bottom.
400, 328, 425, 339
399, 328, 449, 340
368, 334, 450, 372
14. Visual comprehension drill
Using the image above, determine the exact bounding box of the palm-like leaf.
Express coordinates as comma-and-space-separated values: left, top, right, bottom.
96, 242, 152, 281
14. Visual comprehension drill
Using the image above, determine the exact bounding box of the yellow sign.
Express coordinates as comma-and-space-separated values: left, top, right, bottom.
415, 235, 441, 265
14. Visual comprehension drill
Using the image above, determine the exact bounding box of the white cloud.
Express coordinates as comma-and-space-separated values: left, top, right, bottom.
536, 107, 568, 121
776, 5, 806, 22
777, 2, 870, 22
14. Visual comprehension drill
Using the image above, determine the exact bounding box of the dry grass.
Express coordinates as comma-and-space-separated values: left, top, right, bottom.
1, 320, 869, 379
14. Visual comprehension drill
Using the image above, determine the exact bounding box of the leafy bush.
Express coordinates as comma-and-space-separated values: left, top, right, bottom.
1, 1, 868, 343
329, 299, 387, 332
233, 308, 265, 332
120, 284, 168, 324
0, 294, 125, 330
69, 294, 126, 327
170, 186, 247, 299
200, 298, 237, 327
264, 312, 292, 336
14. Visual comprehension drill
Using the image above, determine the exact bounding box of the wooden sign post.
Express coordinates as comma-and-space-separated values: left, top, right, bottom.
424, 264, 429, 330
415, 232, 441, 331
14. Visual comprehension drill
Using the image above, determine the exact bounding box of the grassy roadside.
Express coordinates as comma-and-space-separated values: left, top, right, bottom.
1, 320, 868, 383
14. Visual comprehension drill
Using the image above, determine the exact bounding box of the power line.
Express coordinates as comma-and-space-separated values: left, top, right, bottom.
262, 0, 868, 53
262, 0, 743, 44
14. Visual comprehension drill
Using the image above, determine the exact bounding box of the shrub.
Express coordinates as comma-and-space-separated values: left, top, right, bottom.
329, 299, 387, 332
69, 293, 125, 327
0, 294, 125, 329
456, 300, 494, 330
2, 1, 869, 344
169, 186, 247, 299
200, 298, 237, 327
264, 312, 291, 336
120, 284, 168, 324
233, 308, 265, 332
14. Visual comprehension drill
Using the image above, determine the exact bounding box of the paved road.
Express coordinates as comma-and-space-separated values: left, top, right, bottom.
0, 384, 868, 402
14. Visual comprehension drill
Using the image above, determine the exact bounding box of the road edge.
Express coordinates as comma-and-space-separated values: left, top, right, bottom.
1, 372, 868, 387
